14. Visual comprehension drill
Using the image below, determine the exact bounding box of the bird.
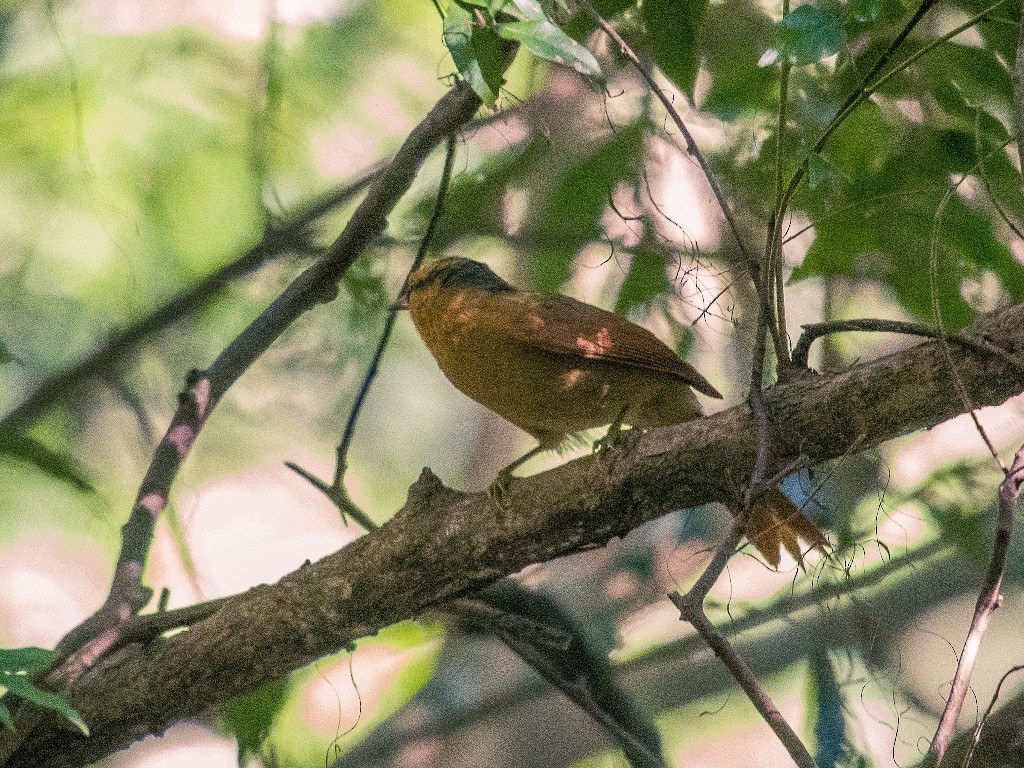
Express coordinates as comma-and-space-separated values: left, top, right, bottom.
396, 256, 828, 567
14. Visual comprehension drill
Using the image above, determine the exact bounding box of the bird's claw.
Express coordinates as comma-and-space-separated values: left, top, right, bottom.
593, 424, 641, 474
488, 469, 515, 510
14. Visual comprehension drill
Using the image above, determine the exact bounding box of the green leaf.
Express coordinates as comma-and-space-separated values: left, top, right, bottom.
791, 109, 1017, 328
223, 678, 290, 763
562, 0, 638, 40
0, 702, 12, 731
509, 0, 544, 18
0, 339, 18, 365
615, 249, 672, 315
806, 152, 833, 189
0, 433, 94, 493
0, 647, 55, 676
444, 3, 501, 106
642, 0, 708, 99
0, 648, 88, 736
471, 26, 505, 96
700, 0, 777, 118
848, 0, 882, 23
495, 19, 603, 80
775, 4, 844, 66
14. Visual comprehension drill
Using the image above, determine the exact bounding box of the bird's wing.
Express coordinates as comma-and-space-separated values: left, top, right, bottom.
490, 291, 722, 399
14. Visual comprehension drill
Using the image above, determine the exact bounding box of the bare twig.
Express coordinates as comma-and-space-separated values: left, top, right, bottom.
791, 319, 1024, 371
1016, 0, 1024, 170
670, 588, 818, 768
777, 0, 940, 219
286, 135, 459, 528
930, 167, 1008, 471
336, 538, 952, 767
0, 164, 383, 439
9, 299, 1024, 764
573, 0, 752, 267
767, 0, 793, 363
961, 663, 1024, 768
0, 102, 529, 443
928, 444, 1024, 764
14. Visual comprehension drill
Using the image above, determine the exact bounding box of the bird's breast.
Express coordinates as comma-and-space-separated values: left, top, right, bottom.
408, 285, 702, 445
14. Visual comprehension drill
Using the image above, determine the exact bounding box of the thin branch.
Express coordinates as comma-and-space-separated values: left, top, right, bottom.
961, 664, 1024, 768
1016, 0, 1024, 170
670, 589, 818, 768
930, 165, 1007, 471
778, 0, 1008, 249
0, 103, 528, 442
927, 444, 1024, 764
335, 136, 458, 489
573, 0, 753, 267
0, 163, 383, 439
338, 538, 953, 767
791, 318, 1024, 371
866, 0, 1009, 97
777, 0, 940, 217
287, 134, 459, 529
47, 78, 491, 692
768, 0, 793, 363
9, 299, 1024, 766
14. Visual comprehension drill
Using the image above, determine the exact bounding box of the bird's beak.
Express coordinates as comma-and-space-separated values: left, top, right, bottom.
391, 289, 410, 311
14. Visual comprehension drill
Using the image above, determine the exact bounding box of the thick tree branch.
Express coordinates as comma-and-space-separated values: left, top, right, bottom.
8, 301, 1024, 767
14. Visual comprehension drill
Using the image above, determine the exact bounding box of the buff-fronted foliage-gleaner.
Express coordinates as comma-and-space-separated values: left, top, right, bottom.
396, 257, 828, 567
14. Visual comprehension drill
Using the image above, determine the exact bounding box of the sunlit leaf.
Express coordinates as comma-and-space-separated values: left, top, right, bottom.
495, 18, 603, 80
775, 4, 844, 66
1, 647, 87, 736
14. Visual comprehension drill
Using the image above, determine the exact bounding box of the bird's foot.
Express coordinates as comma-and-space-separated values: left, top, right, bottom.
488, 445, 546, 510
593, 424, 642, 475
488, 468, 515, 511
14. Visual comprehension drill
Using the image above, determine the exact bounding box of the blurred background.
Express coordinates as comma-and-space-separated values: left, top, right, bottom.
1, 0, 1023, 765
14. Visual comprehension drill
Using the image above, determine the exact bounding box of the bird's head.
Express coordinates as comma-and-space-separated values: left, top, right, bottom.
393, 257, 515, 310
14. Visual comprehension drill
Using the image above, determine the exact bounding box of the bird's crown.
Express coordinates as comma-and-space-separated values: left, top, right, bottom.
407, 257, 515, 295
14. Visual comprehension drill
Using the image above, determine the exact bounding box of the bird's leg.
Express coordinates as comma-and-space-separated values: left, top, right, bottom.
489, 444, 546, 508
593, 403, 631, 456
594, 403, 645, 476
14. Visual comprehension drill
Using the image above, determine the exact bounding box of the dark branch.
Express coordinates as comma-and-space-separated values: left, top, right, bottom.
46, 80, 487, 690
0, 163, 383, 438
927, 444, 1024, 764
9, 299, 1024, 767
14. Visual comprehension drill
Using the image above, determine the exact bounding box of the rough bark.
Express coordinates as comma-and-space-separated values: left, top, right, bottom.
8, 301, 1024, 767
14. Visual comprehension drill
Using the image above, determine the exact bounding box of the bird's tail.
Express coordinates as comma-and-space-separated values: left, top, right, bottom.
733, 487, 830, 568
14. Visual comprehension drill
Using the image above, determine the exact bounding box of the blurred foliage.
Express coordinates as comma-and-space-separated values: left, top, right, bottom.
0, 0, 1022, 765
0, 646, 87, 735
222, 678, 291, 764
